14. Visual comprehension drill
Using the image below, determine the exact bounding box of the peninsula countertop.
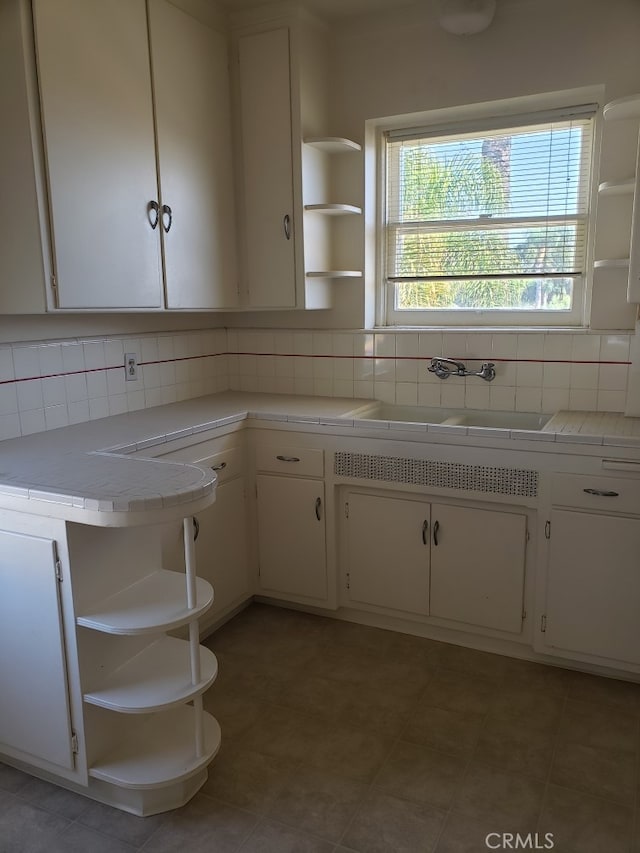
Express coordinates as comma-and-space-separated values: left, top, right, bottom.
2, 391, 640, 525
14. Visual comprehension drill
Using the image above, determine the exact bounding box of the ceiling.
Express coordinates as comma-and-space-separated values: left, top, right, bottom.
217, 0, 419, 21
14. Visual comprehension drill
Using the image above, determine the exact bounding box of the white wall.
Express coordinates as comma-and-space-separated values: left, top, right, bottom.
227, 0, 640, 330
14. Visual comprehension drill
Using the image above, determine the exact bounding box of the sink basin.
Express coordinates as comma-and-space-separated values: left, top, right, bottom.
359, 404, 550, 431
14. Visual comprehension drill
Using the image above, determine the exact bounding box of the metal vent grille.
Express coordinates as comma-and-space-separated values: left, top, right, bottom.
334, 452, 538, 498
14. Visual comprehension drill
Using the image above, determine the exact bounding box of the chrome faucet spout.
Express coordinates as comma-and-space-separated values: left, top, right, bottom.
428, 357, 496, 382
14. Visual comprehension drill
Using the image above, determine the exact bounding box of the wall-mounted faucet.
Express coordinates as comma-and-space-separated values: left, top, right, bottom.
428, 357, 496, 382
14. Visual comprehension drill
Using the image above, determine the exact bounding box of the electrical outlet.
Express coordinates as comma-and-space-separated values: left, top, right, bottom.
124, 353, 138, 381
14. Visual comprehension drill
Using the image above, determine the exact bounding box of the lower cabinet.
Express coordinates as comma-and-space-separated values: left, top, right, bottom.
543, 508, 640, 666
256, 474, 327, 602
343, 490, 527, 634
0, 529, 75, 770
159, 440, 250, 629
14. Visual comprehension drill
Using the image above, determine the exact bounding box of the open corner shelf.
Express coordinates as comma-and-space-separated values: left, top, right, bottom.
594, 258, 631, 269
304, 136, 361, 153
304, 203, 362, 216
76, 570, 214, 635
306, 270, 362, 279
603, 95, 640, 122
84, 636, 218, 713
89, 706, 221, 789
599, 179, 635, 196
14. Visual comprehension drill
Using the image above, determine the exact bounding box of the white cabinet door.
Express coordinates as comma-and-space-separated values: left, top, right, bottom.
0, 530, 74, 769
256, 475, 326, 601
430, 504, 526, 633
196, 478, 250, 623
149, 0, 238, 309
237, 27, 296, 308
33, 0, 163, 309
545, 509, 640, 665
345, 492, 430, 616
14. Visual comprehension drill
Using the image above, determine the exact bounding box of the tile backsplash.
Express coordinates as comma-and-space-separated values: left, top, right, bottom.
0, 327, 633, 441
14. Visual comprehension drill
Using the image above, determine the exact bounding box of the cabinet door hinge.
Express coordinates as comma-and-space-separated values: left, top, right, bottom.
544, 520, 551, 540
54, 543, 63, 581
540, 614, 547, 633
344, 501, 349, 519
71, 731, 79, 754
346, 572, 350, 590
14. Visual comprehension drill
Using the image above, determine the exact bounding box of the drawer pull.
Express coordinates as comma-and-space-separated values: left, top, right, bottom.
193, 517, 200, 541
276, 455, 300, 463
583, 488, 619, 497
211, 462, 227, 472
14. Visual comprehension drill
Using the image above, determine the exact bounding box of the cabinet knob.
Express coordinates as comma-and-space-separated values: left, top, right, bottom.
283, 214, 291, 240
162, 204, 173, 233
147, 200, 159, 230
315, 497, 322, 521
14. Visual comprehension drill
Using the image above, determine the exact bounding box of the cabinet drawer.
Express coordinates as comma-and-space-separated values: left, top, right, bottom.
255, 446, 324, 478
195, 448, 243, 485
551, 473, 640, 515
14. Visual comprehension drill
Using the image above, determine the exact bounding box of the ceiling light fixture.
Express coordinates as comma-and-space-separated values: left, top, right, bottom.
437, 0, 497, 35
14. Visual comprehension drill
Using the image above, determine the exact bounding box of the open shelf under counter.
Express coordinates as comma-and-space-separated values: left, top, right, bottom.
599, 179, 635, 196
306, 270, 362, 279
77, 570, 214, 635
603, 95, 640, 122
304, 136, 361, 153
304, 203, 362, 216
84, 637, 218, 713
89, 706, 221, 790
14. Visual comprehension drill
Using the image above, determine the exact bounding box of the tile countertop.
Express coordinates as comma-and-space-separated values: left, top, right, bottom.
2, 392, 640, 525
0, 393, 373, 525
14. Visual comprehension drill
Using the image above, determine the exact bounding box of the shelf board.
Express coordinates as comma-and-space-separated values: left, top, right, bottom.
306, 270, 362, 279
598, 179, 635, 196
89, 707, 221, 790
603, 95, 640, 122
594, 258, 631, 269
304, 136, 361, 153
304, 203, 362, 215
77, 570, 214, 635
84, 637, 218, 713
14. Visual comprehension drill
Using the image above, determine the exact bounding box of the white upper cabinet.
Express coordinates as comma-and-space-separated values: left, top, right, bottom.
21, 0, 237, 312
33, 0, 163, 309
149, 0, 238, 309
237, 27, 296, 309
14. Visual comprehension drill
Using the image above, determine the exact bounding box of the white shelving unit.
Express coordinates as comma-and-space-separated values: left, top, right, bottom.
302, 136, 363, 281
304, 203, 362, 215
600, 94, 640, 302
78, 517, 220, 812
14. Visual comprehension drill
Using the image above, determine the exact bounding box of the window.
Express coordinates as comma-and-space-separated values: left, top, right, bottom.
382, 105, 596, 326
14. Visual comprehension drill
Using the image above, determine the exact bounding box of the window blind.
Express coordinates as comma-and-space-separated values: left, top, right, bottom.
385, 111, 595, 297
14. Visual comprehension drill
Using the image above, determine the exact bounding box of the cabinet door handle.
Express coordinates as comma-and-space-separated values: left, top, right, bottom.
162, 204, 173, 233
583, 488, 619, 497
211, 461, 227, 472
193, 516, 200, 541
148, 200, 159, 230
276, 455, 300, 463
283, 214, 291, 240
433, 520, 440, 547
315, 497, 322, 521
422, 519, 429, 545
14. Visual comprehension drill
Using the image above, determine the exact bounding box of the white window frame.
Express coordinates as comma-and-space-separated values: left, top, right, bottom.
376, 94, 601, 329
